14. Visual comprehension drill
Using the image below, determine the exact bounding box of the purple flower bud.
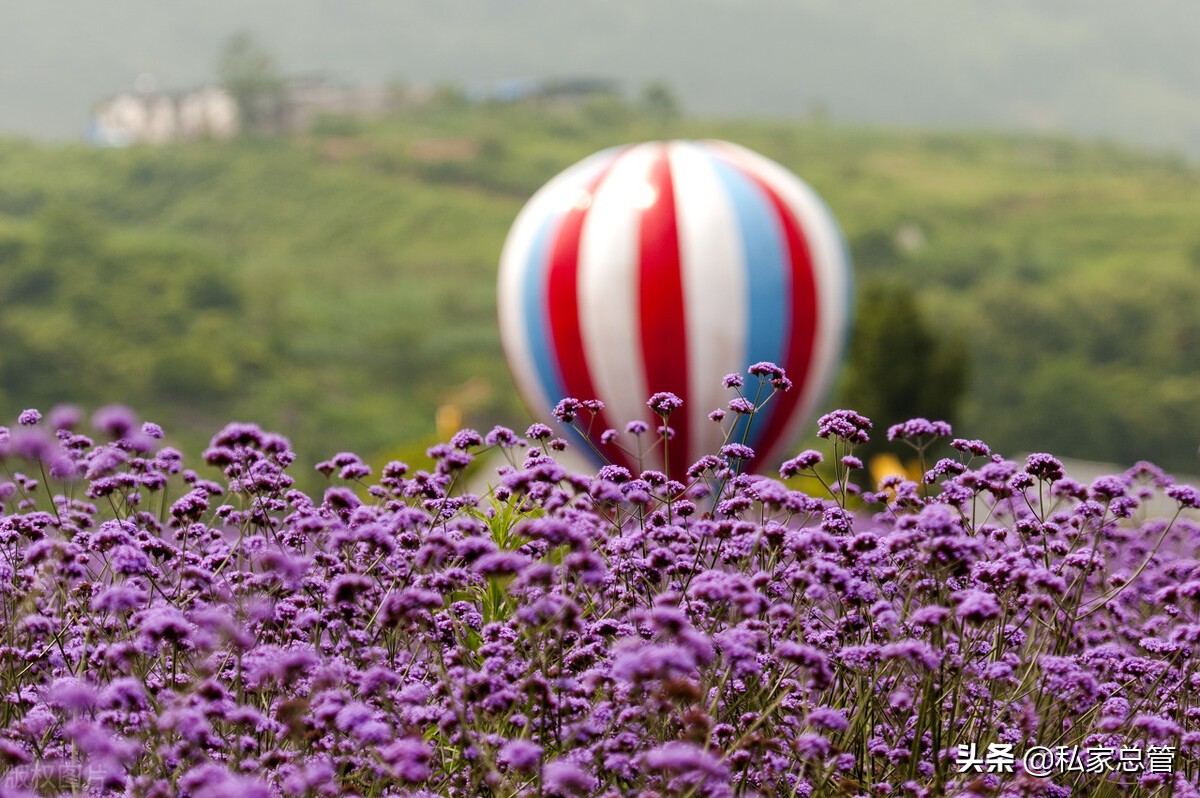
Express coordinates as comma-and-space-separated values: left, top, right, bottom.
887, 417, 952, 442
380, 738, 433, 782
805, 707, 850, 733
499, 739, 542, 772
526, 423, 554, 440
1167, 483, 1200, 509
46, 677, 97, 714
542, 759, 594, 796
47, 404, 82, 430
1024, 453, 1064, 482
647, 392, 683, 416
451, 428, 483, 449
728, 397, 755, 414
951, 438, 991, 457
954, 589, 1001, 623
817, 409, 872, 444
485, 425, 519, 447
720, 443, 755, 461
748, 361, 784, 379
643, 741, 728, 779
553, 398, 582, 423
93, 405, 138, 438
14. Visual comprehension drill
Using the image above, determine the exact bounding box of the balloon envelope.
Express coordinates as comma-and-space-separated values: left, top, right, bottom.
498, 140, 852, 479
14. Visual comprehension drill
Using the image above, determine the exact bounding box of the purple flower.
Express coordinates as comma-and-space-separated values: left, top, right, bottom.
93, 584, 147, 613
1024, 453, 1064, 482
647, 391, 684, 416
910, 605, 949, 627
499, 739, 542, 772
954, 589, 1001, 623
542, 759, 594, 796
451, 428, 483, 449
643, 741, 728, 778
327, 574, 373, 605
473, 551, 530, 577
887, 417, 952, 442
46, 677, 97, 714
552, 398, 582, 423
17, 409, 41, 426
323, 486, 361, 512
10, 428, 57, 462
1090, 474, 1129, 499
1167, 483, 1200, 509
795, 732, 831, 761
748, 361, 785, 379
110, 544, 151, 575
625, 419, 649, 435
380, 588, 443, 626
334, 700, 374, 731
1132, 713, 1182, 740
722, 373, 744, 389
817, 410, 872, 443
93, 404, 138, 438
48, 404, 82, 430
721, 443, 755, 461
728, 397, 755, 414
951, 438, 991, 457
179, 765, 271, 798
340, 461, 372, 480
486, 425, 519, 447
880, 640, 942, 670
526, 422, 554, 440
101, 678, 148, 710
137, 606, 192, 650
381, 738, 433, 782
780, 449, 823, 478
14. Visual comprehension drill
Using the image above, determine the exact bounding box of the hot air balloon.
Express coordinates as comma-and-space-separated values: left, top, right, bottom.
497, 140, 852, 480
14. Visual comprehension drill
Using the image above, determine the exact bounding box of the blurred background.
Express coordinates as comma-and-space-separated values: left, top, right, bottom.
2, 0, 1199, 485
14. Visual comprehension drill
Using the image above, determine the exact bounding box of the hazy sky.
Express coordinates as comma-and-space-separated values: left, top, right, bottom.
3, 0, 1199, 154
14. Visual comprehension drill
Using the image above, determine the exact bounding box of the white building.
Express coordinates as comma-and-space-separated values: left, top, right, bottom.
90, 87, 239, 146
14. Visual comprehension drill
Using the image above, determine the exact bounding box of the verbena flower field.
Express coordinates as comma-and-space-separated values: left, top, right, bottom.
1, 366, 1198, 797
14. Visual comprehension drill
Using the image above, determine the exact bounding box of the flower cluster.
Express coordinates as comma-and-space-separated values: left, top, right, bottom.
1, 383, 1198, 797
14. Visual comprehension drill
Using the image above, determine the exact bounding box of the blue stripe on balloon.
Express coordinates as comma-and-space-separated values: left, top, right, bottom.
522, 210, 568, 407
704, 150, 790, 457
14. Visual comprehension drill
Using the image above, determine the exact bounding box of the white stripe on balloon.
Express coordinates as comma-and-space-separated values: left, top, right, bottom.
669, 141, 749, 468
577, 143, 658, 462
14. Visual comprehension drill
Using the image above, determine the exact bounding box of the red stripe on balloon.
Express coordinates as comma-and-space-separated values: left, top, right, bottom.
637, 143, 691, 481
728, 157, 820, 469
544, 154, 638, 472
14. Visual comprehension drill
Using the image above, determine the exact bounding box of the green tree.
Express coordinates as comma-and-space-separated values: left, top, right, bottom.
836, 280, 969, 460
640, 80, 681, 123
217, 32, 285, 135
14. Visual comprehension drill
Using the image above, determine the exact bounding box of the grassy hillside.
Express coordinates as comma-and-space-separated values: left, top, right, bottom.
2, 99, 1199, 477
